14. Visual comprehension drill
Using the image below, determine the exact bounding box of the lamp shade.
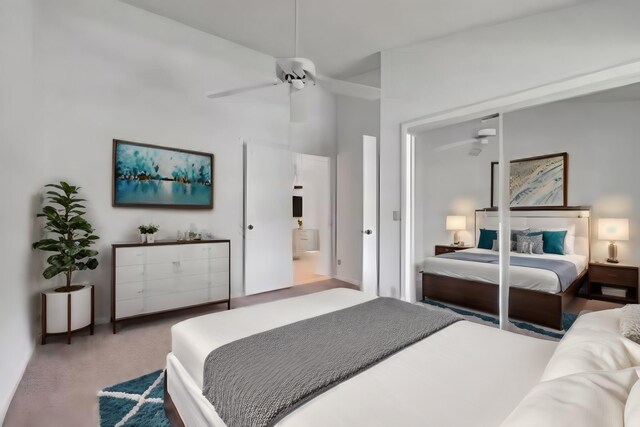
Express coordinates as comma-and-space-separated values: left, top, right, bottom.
598, 218, 629, 241
446, 215, 466, 231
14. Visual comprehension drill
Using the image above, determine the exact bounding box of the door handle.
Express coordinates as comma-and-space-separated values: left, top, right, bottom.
363, 229, 373, 235
248, 225, 254, 230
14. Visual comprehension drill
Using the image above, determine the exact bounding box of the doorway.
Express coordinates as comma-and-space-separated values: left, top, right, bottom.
292, 153, 332, 285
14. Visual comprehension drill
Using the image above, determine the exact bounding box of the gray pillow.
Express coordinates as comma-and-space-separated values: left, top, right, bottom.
492, 239, 499, 251
516, 234, 544, 254
621, 305, 640, 344
510, 228, 541, 252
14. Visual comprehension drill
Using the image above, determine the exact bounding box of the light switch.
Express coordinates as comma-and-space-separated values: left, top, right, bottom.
393, 211, 401, 221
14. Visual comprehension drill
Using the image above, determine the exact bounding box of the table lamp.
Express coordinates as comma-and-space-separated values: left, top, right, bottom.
446, 215, 466, 246
598, 218, 629, 264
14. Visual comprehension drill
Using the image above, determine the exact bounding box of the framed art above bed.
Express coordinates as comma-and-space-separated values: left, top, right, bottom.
491, 152, 568, 209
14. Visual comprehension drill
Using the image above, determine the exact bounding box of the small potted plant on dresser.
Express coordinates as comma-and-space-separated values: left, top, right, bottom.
146, 224, 159, 243
33, 181, 99, 344
138, 225, 148, 243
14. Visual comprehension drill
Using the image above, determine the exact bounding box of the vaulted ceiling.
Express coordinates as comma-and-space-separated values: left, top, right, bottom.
121, 0, 593, 78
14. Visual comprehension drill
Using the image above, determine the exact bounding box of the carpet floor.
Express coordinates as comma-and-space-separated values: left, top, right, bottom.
3, 279, 356, 427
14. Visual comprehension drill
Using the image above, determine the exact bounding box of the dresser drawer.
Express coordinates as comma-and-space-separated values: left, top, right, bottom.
208, 242, 229, 259
590, 265, 638, 286
116, 247, 145, 266
146, 246, 179, 264
115, 265, 144, 285
115, 281, 144, 301
116, 298, 145, 319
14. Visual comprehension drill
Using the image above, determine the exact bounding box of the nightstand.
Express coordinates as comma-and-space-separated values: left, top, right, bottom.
435, 244, 473, 256
588, 262, 639, 304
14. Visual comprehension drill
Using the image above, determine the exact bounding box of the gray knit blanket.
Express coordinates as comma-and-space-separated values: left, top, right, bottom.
202, 297, 461, 427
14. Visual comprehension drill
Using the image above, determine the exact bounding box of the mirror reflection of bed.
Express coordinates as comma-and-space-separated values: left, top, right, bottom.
414, 86, 640, 329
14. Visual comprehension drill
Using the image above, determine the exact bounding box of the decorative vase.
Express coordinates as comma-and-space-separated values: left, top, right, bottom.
140, 233, 147, 243
146, 233, 155, 243
41, 284, 94, 345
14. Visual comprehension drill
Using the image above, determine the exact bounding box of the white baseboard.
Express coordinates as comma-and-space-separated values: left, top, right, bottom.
332, 275, 362, 287
0, 341, 34, 424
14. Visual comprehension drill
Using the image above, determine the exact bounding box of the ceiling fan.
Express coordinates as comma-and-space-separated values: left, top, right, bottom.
434, 128, 497, 156
205, 0, 381, 122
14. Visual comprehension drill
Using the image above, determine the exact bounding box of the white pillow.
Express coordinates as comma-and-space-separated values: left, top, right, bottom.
544, 224, 576, 254
541, 309, 640, 381
501, 368, 639, 427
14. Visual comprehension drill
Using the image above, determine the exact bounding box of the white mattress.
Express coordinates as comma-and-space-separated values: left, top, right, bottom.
168, 288, 557, 427
423, 248, 587, 294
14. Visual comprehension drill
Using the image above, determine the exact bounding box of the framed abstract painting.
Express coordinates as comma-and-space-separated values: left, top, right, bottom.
491, 152, 567, 208
112, 140, 214, 209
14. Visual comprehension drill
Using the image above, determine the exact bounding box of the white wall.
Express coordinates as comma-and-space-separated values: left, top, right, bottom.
336, 95, 380, 284
415, 120, 497, 262
33, 0, 337, 323
415, 99, 640, 269
380, 0, 640, 297
0, 0, 43, 421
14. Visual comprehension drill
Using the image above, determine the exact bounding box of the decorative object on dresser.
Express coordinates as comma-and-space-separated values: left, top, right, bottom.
113, 139, 214, 209
598, 218, 629, 264
434, 244, 473, 256
588, 262, 638, 304
491, 152, 568, 208
32, 181, 99, 344
111, 239, 230, 333
445, 215, 466, 245
137, 224, 159, 244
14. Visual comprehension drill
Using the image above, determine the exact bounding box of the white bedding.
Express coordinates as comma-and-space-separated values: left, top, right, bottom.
168, 288, 557, 427
423, 248, 587, 294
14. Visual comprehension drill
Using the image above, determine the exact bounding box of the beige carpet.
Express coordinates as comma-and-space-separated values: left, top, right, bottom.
3, 279, 357, 427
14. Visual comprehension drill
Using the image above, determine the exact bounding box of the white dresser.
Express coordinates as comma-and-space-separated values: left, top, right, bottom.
292, 229, 319, 259
111, 240, 230, 333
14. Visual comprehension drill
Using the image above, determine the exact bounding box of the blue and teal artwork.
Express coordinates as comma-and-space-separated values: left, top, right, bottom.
113, 140, 213, 208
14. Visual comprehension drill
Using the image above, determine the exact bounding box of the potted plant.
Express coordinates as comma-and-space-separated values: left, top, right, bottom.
138, 225, 148, 243
146, 224, 159, 243
32, 181, 99, 344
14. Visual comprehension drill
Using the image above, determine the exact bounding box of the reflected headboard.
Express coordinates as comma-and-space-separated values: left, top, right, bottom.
474, 207, 591, 259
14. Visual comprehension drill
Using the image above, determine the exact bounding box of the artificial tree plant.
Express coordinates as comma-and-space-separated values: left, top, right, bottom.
32, 181, 99, 292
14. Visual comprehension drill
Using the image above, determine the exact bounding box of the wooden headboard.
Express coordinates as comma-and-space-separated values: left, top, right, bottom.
474, 207, 591, 259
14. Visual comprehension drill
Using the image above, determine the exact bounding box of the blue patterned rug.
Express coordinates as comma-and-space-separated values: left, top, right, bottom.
98, 370, 170, 427
421, 298, 578, 341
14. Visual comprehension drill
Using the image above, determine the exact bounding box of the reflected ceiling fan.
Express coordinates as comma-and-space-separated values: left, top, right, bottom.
205, 0, 381, 122
434, 128, 497, 156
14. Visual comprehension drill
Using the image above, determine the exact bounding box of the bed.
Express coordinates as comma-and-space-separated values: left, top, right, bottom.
164, 288, 558, 427
422, 208, 591, 330
164, 288, 640, 427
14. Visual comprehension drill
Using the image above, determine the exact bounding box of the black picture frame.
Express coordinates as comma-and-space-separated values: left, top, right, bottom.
112, 139, 214, 209
491, 152, 568, 209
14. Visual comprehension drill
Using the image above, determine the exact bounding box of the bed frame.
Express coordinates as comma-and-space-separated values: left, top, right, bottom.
422, 207, 591, 330
164, 372, 185, 427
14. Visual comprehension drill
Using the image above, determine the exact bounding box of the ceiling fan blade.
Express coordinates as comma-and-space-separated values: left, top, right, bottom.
316, 75, 381, 100
433, 138, 478, 153
206, 80, 281, 99
289, 86, 307, 123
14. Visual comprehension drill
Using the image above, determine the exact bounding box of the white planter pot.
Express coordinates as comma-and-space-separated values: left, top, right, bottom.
146, 233, 155, 243
41, 284, 94, 345
140, 233, 147, 243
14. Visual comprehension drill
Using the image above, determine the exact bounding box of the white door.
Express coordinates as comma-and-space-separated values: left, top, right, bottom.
362, 135, 378, 294
245, 143, 294, 295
